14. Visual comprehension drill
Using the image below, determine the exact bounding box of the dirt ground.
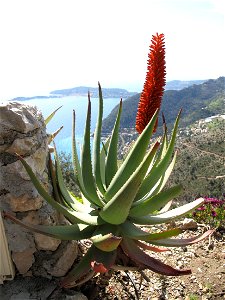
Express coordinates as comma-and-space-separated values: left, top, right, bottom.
1, 226, 224, 300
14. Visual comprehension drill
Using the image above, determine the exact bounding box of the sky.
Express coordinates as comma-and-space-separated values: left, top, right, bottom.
0, 0, 224, 100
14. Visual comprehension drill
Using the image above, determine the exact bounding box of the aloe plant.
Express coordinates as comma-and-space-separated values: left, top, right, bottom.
4, 33, 213, 288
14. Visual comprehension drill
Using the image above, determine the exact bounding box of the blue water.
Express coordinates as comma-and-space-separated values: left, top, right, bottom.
17, 96, 120, 154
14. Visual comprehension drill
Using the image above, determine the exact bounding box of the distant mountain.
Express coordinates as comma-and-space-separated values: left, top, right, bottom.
50, 86, 137, 99
11, 95, 60, 101
11, 80, 207, 101
102, 77, 225, 133
165, 79, 206, 90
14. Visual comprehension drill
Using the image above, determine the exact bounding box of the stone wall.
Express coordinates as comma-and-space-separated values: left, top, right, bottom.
0, 102, 78, 278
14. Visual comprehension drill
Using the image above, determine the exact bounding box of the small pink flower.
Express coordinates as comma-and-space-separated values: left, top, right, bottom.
197, 206, 206, 211
211, 211, 217, 217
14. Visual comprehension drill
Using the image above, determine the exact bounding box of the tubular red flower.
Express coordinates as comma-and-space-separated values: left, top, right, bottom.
136, 33, 166, 134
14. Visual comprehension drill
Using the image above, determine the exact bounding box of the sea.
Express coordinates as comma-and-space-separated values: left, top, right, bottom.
14, 96, 121, 155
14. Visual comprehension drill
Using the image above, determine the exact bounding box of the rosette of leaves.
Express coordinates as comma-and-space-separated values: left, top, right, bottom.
4, 33, 213, 288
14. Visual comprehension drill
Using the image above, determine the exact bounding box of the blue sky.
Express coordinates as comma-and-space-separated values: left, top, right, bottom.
0, 0, 224, 99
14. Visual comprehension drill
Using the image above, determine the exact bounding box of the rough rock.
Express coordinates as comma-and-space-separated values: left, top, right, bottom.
9, 292, 31, 300
7, 194, 43, 212
6, 136, 40, 156
4, 223, 36, 253
49, 241, 78, 277
0, 102, 62, 276
0, 102, 43, 135
11, 248, 35, 274
181, 218, 198, 230
64, 293, 88, 300
34, 233, 61, 251
21, 210, 40, 225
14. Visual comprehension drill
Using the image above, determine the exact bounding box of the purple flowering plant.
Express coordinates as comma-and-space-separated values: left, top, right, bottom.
191, 197, 225, 228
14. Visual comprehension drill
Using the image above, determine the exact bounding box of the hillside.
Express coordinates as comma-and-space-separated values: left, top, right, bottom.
102, 76, 225, 133
168, 119, 225, 203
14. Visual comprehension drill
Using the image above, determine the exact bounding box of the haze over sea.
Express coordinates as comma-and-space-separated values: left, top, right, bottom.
16, 96, 121, 154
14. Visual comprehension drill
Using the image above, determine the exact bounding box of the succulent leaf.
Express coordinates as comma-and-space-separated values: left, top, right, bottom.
3, 212, 95, 240
48, 152, 66, 205
91, 246, 117, 270
45, 106, 62, 125
130, 198, 205, 225
146, 229, 214, 247
54, 144, 88, 212
81, 94, 104, 207
153, 124, 168, 166
72, 110, 98, 206
100, 141, 160, 224
135, 110, 181, 201
120, 221, 182, 241
17, 154, 103, 225
100, 137, 110, 187
146, 150, 178, 201
159, 200, 173, 213
105, 99, 122, 187
91, 233, 122, 252
156, 150, 178, 194
135, 240, 170, 252
72, 110, 83, 184
48, 126, 64, 143
61, 245, 117, 287
61, 245, 95, 288
93, 82, 105, 194
121, 238, 191, 276
104, 109, 159, 202
130, 184, 183, 217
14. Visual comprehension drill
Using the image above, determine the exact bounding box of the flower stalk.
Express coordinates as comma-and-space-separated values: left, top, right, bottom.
136, 33, 166, 134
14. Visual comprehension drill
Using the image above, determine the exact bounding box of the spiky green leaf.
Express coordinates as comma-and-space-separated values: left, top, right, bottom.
120, 221, 182, 241
4, 212, 95, 240
105, 109, 159, 202
146, 229, 214, 247
72, 110, 95, 205
54, 143, 88, 212
134, 110, 181, 201
130, 185, 183, 217
48, 152, 65, 205
45, 106, 62, 125
61, 245, 95, 288
100, 137, 110, 188
105, 99, 122, 187
135, 240, 170, 252
130, 198, 205, 225
48, 126, 64, 143
93, 82, 105, 194
100, 142, 160, 224
121, 238, 191, 276
16, 155, 102, 225
61, 245, 117, 287
81, 94, 103, 207
91, 233, 122, 252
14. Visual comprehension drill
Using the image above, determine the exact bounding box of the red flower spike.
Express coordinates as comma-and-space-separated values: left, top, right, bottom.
136, 33, 166, 134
